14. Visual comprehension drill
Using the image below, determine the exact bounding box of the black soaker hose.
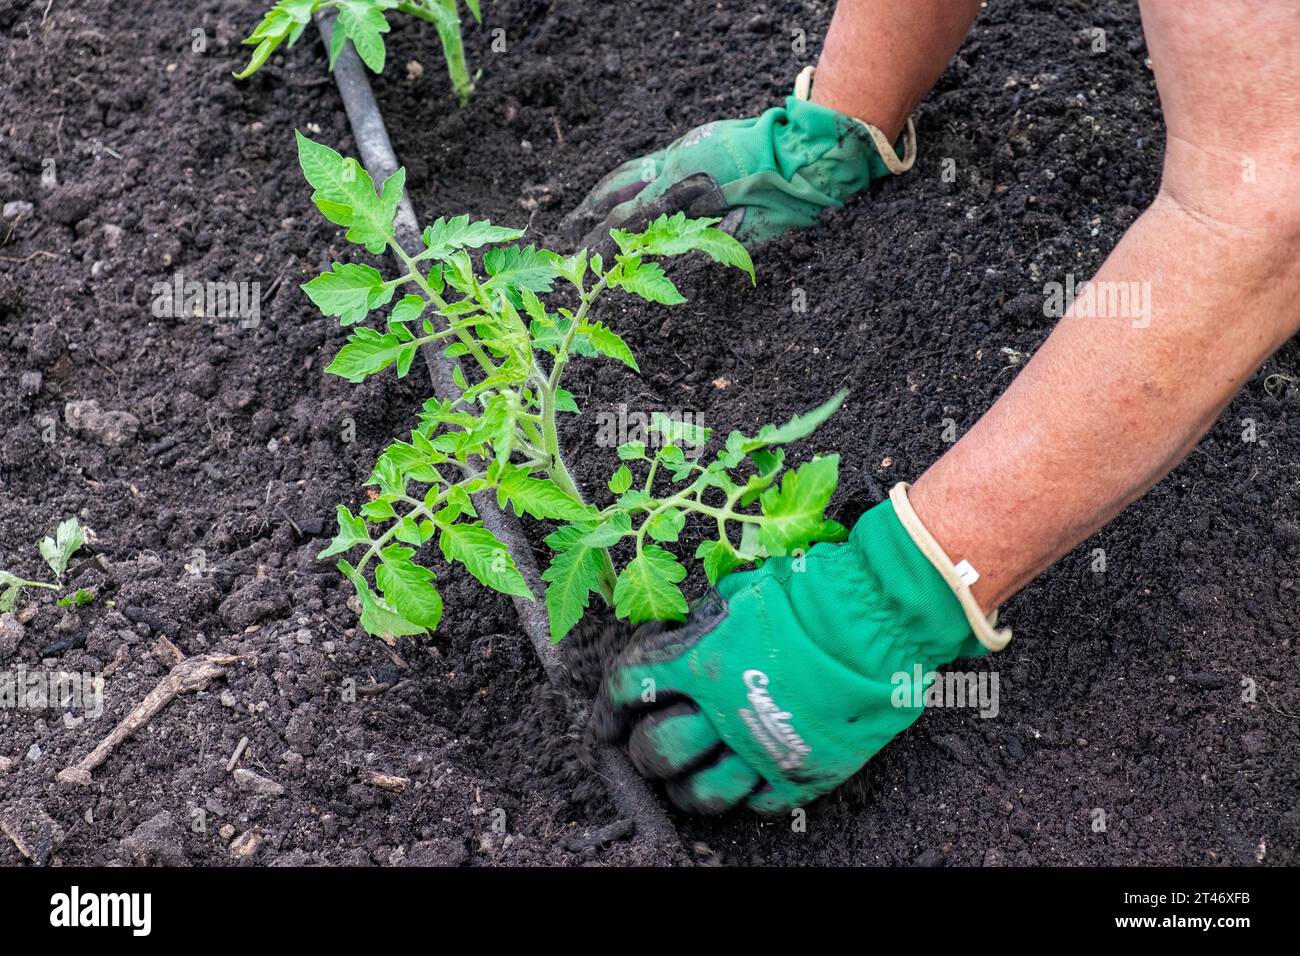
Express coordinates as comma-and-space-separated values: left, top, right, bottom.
313, 13, 680, 857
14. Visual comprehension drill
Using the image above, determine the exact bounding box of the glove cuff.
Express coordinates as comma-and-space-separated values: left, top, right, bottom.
793, 65, 917, 175
887, 482, 1013, 652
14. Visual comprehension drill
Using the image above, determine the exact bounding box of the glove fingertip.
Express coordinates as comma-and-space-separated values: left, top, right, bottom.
665, 751, 762, 816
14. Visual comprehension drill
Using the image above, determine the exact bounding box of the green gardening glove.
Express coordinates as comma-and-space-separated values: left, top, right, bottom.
563, 67, 916, 253
594, 484, 1011, 815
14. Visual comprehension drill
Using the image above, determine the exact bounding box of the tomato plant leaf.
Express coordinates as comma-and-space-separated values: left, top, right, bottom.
645, 508, 685, 543
613, 546, 688, 623
608, 257, 684, 305
483, 244, 563, 293
695, 537, 747, 585
338, 559, 428, 638
607, 464, 633, 495
758, 454, 840, 556
497, 468, 596, 522
612, 211, 754, 284
326, 327, 419, 383
542, 524, 606, 642
421, 215, 524, 258
302, 262, 393, 326
336, 0, 392, 73
375, 545, 443, 630
578, 321, 640, 372
649, 412, 711, 448
438, 522, 532, 598
318, 505, 373, 558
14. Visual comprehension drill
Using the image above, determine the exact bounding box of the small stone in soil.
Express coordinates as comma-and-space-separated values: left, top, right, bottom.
0, 800, 65, 865
230, 830, 263, 858
120, 810, 187, 866
232, 768, 285, 797
219, 577, 290, 629
405, 838, 468, 867
0, 613, 24, 659
63, 399, 140, 448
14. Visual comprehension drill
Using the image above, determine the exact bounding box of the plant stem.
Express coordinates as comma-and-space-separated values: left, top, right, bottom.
390, 240, 499, 381
396, 1, 474, 105
538, 395, 618, 602
354, 473, 481, 579
548, 272, 609, 392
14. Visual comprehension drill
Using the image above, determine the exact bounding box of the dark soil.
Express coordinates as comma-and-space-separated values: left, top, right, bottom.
2, 0, 1297, 867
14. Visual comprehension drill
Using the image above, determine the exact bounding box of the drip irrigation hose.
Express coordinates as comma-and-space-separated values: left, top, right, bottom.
313, 13, 680, 857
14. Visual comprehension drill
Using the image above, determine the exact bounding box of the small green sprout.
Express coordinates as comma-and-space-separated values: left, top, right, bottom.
236, 0, 484, 106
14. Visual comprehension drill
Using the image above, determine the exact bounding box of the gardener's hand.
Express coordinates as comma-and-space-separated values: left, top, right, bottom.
594, 485, 1009, 815
563, 68, 915, 254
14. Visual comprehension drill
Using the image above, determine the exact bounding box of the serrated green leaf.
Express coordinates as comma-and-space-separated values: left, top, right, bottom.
375, 545, 443, 630
724, 390, 849, 462
695, 537, 747, 585
613, 546, 688, 624
757, 389, 848, 446
649, 412, 710, 448
578, 321, 640, 372
360, 497, 398, 522
644, 509, 685, 543
608, 256, 684, 305
580, 512, 632, 547
817, 518, 850, 543
483, 244, 562, 293
608, 463, 633, 495
294, 131, 402, 254
616, 488, 652, 510
317, 505, 372, 558
338, 559, 427, 639
234, 0, 316, 78
617, 441, 647, 461
0, 570, 57, 613
438, 522, 532, 598
619, 211, 755, 283
302, 262, 392, 326
326, 327, 419, 383
420, 214, 525, 258
758, 454, 840, 556
337, 0, 392, 73
234, 37, 279, 79
738, 447, 785, 507
497, 468, 596, 522
295, 129, 350, 201
389, 293, 427, 324
542, 524, 605, 642
371, 438, 445, 486
545, 249, 588, 287
39, 517, 85, 580
553, 388, 580, 414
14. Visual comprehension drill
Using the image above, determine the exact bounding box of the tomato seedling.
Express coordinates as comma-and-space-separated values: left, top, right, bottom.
237, 0, 483, 105
0, 517, 89, 612
296, 133, 850, 641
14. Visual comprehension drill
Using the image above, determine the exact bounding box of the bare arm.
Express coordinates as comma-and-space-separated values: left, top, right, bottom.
812, 0, 984, 141
909, 0, 1300, 613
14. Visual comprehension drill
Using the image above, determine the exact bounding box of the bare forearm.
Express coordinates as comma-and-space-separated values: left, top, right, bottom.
812, 0, 983, 140
910, 196, 1300, 612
